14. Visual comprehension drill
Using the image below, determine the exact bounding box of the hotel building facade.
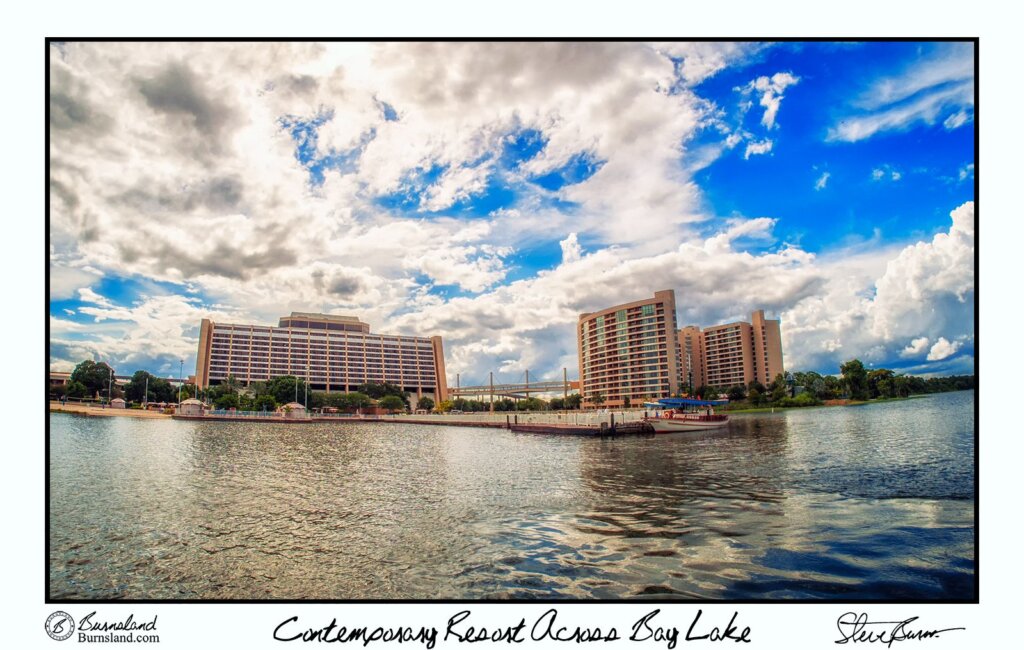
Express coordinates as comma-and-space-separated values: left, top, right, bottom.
577, 290, 681, 408
195, 312, 448, 401
681, 309, 784, 390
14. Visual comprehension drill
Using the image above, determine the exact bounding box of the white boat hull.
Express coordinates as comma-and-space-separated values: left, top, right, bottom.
646, 416, 730, 433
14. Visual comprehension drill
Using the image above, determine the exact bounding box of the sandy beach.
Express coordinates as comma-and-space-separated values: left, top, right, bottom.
49, 402, 172, 419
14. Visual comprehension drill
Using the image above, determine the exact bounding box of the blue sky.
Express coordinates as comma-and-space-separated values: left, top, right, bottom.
49, 41, 975, 384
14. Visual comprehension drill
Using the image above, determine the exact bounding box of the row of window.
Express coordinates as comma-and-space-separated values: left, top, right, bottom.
211, 329, 433, 346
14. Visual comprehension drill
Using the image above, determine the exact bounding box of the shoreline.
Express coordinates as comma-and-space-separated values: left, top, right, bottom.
49, 402, 172, 419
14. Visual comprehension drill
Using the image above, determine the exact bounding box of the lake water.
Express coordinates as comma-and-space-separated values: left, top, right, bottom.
49, 390, 975, 600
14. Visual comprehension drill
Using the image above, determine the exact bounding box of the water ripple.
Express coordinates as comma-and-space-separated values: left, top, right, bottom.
49, 390, 975, 600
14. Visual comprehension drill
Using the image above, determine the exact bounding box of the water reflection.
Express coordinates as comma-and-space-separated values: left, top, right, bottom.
49, 391, 975, 600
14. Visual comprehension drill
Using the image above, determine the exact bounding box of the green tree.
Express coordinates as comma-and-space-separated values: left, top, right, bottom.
840, 359, 869, 400
549, 397, 564, 410
892, 374, 911, 398
379, 395, 406, 413
493, 398, 516, 412
867, 368, 896, 399
215, 393, 239, 409
517, 397, 547, 411
435, 399, 454, 413
122, 370, 153, 403
822, 375, 842, 400
727, 385, 747, 402
770, 374, 788, 403
265, 376, 308, 405
70, 360, 115, 397
591, 392, 605, 408
417, 396, 435, 411
65, 380, 88, 398
357, 381, 409, 405
222, 375, 242, 395
339, 392, 373, 411
253, 395, 278, 411
564, 393, 582, 410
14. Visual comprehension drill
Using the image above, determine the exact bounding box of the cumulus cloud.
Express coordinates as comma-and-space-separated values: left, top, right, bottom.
741, 71, 800, 129
50, 293, 238, 375
782, 201, 974, 372
901, 337, 930, 358
47, 42, 974, 384
927, 337, 961, 361
559, 233, 583, 264
652, 42, 770, 85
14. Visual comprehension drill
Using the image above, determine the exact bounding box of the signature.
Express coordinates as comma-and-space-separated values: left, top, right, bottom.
836, 613, 964, 646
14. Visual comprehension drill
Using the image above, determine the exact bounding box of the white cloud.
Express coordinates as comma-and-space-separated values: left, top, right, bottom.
829, 43, 973, 142
927, 337, 962, 361
49, 263, 103, 300
47, 43, 974, 385
77, 287, 113, 307
744, 139, 773, 159
959, 163, 975, 182
871, 165, 902, 182
50, 293, 238, 376
742, 71, 800, 130
651, 42, 769, 86
782, 202, 974, 372
943, 110, 970, 130
559, 233, 582, 264
814, 171, 830, 191
901, 337, 930, 358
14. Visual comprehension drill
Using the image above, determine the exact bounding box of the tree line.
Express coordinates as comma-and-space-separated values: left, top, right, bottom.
689, 358, 974, 409
54, 358, 974, 412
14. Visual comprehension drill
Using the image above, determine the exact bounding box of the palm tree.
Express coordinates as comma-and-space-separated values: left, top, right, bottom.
223, 375, 242, 395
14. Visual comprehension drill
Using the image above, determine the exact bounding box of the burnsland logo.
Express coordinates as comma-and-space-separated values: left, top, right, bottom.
45, 611, 75, 641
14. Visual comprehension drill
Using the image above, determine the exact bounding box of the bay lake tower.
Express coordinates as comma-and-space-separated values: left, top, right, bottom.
578, 290, 682, 409
579, 290, 785, 407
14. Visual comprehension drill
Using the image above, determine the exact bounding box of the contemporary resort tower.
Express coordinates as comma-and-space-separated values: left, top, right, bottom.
577, 290, 681, 408
195, 312, 449, 401
683, 309, 784, 390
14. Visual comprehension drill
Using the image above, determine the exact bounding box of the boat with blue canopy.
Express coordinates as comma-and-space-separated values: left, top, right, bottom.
643, 398, 730, 433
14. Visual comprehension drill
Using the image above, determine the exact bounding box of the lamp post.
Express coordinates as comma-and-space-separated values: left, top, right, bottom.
144, 374, 148, 409
178, 359, 183, 405
107, 366, 112, 406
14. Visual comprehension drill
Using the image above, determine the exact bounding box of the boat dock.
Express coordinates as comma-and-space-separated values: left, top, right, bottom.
171, 411, 656, 435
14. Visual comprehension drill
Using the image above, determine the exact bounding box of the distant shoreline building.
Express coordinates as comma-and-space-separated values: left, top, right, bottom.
681, 309, 784, 391
195, 312, 448, 401
577, 293, 784, 406
577, 290, 681, 409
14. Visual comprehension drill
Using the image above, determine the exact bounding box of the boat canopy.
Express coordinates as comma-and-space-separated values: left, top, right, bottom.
646, 397, 729, 408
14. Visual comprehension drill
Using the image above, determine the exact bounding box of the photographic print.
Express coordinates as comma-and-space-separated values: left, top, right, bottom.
47, 39, 976, 603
